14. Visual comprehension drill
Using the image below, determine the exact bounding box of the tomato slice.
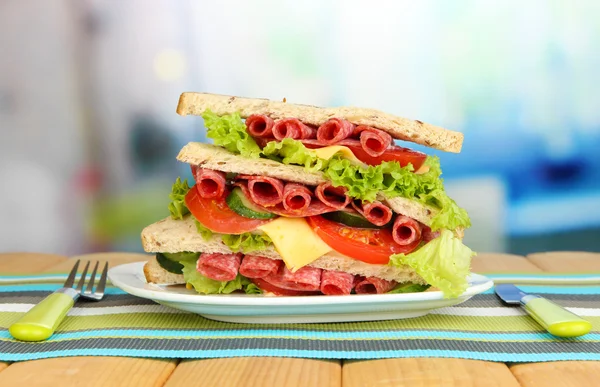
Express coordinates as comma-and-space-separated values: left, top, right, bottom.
185, 185, 272, 234
251, 278, 320, 296
306, 215, 420, 264
345, 144, 427, 169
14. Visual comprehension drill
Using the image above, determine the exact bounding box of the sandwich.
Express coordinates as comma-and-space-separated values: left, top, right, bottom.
141, 92, 474, 297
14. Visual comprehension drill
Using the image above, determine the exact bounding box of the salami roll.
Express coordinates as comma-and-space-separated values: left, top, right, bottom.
196, 253, 242, 282
354, 277, 398, 294
351, 200, 393, 226
315, 182, 351, 210
320, 270, 355, 295
354, 125, 393, 157
238, 175, 285, 207
422, 225, 440, 243
194, 168, 227, 199
282, 183, 312, 212
392, 215, 423, 246
246, 114, 275, 138
273, 118, 317, 140
263, 265, 322, 291
316, 118, 355, 144
239, 255, 282, 279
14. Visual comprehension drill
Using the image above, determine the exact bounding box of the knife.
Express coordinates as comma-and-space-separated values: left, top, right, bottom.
495, 284, 592, 338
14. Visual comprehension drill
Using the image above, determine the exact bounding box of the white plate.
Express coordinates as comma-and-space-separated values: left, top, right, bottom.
108, 262, 493, 324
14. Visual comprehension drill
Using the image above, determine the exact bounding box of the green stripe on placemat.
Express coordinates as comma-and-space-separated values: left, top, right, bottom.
0, 279, 599, 362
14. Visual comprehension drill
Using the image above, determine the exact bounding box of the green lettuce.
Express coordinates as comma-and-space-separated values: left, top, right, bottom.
168, 178, 191, 220
262, 138, 328, 172
181, 260, 246, 294
221, 233, 272, 253
387, 283, 430, 294
389, 230, 475, 298
244, 283, 262, 294
194, 220, 214, 241
202, 110, 261, 158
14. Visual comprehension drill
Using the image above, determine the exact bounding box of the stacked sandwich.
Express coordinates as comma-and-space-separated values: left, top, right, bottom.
142, 93, 474, 297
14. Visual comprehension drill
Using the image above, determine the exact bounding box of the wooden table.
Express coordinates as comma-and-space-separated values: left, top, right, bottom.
0, 251, 599, 387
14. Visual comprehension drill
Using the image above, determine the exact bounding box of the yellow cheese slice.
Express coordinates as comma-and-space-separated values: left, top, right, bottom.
311, 146, 366, 167
258, 217, 332, 272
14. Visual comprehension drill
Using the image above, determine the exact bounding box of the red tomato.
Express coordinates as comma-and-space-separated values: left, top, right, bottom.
251, 278, 320, 296
185, 186, 272, 234
345, 144, 427, 169
306, 216, 420, 264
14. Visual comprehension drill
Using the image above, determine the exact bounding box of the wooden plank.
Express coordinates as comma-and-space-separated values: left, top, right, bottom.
0, 253, 67, 274
511, 361, 600, 387
472, 253, 543, 274
0, 357, 177, 387
527, 251, 600, 273
164, 358, 341, 387
44, 252, 151, 273
0, 363, 8, 373
343, 358, 520, 387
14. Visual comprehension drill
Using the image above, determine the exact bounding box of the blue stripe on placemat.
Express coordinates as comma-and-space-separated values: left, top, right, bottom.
1, 329, 598, 342
1, 348, 600, 362
0, 284, 127, 295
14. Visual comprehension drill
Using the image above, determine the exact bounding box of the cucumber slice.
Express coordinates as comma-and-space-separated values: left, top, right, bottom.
162, 252, 200, 262
226, 187, 276, 219
322, 210, 381, 229
156, 253, 184, 274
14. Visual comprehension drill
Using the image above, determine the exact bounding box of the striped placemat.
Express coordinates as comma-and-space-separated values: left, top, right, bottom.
0, 276, 599, 362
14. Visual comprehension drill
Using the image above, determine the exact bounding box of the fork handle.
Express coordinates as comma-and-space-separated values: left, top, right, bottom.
9, 288, 79, 342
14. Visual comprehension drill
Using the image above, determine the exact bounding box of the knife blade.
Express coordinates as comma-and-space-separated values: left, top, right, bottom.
495, 284, 592, 338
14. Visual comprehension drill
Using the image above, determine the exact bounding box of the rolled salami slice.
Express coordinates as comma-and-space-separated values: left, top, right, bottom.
351, 200, 393, 226
196, 253, 242, 282
238, 175, 285, 207
392, 215, 423, 246
422, 225, 440, 243
282, 183, 312, 212
316, 118, 355, 144
315, 182, 351, 210
320, 270, 355, 295
273, 118, 317, 140
263, 265, 322, 291
239, 255, 282, 279
194, 168, 227, 199
354, 125, 393, 157
246, 114, 275, 138
354, 277, 398, 294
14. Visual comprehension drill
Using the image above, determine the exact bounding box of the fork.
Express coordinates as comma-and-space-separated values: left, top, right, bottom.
9, 260, 108, 342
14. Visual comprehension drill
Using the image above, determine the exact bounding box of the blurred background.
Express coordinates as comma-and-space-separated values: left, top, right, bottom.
1, 0, 599, 256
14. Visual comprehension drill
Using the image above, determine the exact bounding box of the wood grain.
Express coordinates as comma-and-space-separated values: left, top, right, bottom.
471, 253, 543, 273
511, 361, 600, 387
343, 358, 520, 387
44, 252, 150, 273
0, 252, 67, 274
527, 251, 600, 273
0, 357, 177, 387
0, 363, 8, 373
164, 358, 341, 387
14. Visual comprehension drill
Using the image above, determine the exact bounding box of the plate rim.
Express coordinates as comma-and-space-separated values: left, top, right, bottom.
108, 261, 494, 306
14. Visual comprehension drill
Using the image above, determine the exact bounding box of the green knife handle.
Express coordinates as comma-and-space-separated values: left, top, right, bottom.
524, 296, 592, 338
9, 289, 78, 342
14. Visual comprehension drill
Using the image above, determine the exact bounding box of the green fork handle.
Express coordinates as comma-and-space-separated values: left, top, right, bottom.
9, 288, 79, 342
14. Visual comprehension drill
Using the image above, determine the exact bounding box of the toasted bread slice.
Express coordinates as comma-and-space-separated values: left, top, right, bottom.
176, 92, 463, 153
143, 255, 185, 284
141, 216, 426, 285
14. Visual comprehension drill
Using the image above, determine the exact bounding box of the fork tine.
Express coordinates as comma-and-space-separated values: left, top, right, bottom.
95, 262, 109, 296
75, 261, 91, 292
64, 260, 80, 288
84, 261, 100, 295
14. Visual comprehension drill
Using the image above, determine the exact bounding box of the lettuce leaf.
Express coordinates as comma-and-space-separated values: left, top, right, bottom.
194, 220, 214, 241
387, 283, 430, 294
262, 138, 328, 172
221, 233, 272, 253
181, 260, 245, 294
181, 260, 261, 295
202, 110, 261, 158
168, 178, 191, 220
389, 230, 475, 298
